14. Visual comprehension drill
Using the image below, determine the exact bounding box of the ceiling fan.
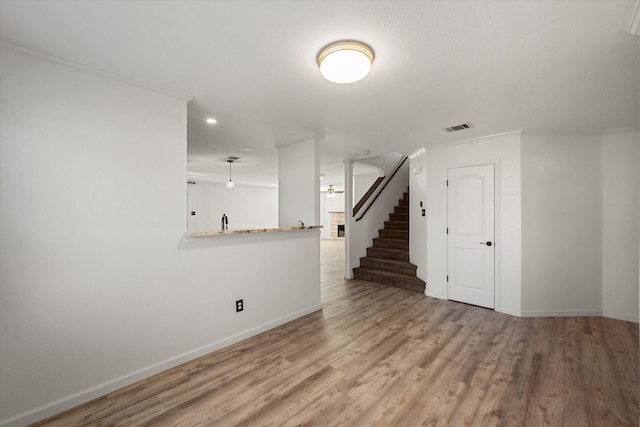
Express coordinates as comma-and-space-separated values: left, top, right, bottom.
326, 185, 344, 198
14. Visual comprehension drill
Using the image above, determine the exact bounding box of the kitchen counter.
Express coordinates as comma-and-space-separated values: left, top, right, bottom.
185, 225, 322, 238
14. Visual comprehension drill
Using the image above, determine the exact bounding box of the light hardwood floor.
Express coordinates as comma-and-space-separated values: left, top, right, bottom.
33, 239, 639, 426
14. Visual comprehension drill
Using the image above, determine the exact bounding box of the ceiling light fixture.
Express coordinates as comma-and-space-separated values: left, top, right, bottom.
225, 159, 236, 190
317, 41, 374, 84
206, 118, 217, 124
326, 185, 336, 198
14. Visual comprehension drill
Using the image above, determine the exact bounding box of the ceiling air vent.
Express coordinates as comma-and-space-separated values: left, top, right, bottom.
444, 122, 472, 132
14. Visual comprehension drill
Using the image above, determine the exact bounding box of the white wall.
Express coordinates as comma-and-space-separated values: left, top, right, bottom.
320, 192, 345, 240
425, 132, 522, 316
353, 171, 380, 206
601, 129, 639, 322
0, 45, 321, 426
521, 132, 603, 316
187, 182, 277, 231
409, 152, 428, 282
277, 138, 320, 227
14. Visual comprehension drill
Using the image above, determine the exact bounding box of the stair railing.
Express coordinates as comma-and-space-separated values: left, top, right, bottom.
353, 176, 384, 217
354, 156, 408, 222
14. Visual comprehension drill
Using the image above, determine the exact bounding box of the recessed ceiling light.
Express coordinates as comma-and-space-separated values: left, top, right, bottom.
206, 118, 217, 124
317, 41, 374, 84
242, 148, 254, 152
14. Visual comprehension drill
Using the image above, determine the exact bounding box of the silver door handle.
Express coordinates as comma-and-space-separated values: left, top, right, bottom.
480, 241, 493, 246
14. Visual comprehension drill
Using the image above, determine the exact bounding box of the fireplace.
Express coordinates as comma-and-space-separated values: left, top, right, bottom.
329, 211, 345, 239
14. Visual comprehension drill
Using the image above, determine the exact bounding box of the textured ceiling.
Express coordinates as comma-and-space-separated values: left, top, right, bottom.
1, 0, 638, 189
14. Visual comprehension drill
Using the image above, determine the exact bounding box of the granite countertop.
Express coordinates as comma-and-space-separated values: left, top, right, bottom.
186, 225, 322, 237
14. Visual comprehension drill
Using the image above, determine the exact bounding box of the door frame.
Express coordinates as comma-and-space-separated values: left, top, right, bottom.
445, 160, 500, 310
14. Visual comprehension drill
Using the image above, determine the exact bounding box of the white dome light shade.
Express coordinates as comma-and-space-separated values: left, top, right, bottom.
317, 41, 374, 84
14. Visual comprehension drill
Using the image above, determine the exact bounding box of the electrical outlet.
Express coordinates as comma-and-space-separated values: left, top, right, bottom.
236, 299, 244, 312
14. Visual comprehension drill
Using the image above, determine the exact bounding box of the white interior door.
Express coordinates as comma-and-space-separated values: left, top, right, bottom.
447, 164, 495, 309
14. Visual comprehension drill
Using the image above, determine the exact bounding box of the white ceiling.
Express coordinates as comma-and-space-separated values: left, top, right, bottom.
1, 1, 638, 190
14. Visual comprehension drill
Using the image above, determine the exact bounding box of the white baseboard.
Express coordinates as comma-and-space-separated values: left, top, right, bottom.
521, 309, 603, 318
425, 289, 446, 300
602, 310, 640, 323
496, 306, 521, 317
0, 304, 322, 427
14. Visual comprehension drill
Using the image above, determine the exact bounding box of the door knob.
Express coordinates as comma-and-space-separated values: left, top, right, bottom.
480, 241, 493, 246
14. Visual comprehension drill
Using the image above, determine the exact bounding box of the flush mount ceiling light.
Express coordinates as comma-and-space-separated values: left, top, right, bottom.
225, 159, 236, 190
317, 41, 374, 84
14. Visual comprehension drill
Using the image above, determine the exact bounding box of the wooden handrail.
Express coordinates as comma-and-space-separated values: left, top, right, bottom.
354, 156, 408, 222
352, 176, 384, 216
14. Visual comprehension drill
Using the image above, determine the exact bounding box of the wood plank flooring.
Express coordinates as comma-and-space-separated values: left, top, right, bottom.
32, 240, 639, 426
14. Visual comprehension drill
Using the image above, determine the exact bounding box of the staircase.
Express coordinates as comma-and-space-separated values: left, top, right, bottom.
353, 190, 426, 293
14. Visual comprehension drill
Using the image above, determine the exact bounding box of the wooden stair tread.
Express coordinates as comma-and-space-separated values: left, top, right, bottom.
372, 238, 409, 250
368, 246, 405, 252
354, 268, 425, 283
384, 226, 409, 231
366, 249, 408, 262
360, 257, 417, 267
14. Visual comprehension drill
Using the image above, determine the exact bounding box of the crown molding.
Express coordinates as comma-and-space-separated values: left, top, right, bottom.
601, 125, 639, 135
426, 130, 523, 151
523, 126, 639, 136
424, 126, 639, 152
628, 0, 640, 35
408, 147, 426, 159
0, 41, 193, 101
521, 129, 604, 136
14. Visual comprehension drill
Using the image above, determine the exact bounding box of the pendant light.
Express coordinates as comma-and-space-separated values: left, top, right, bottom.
317, 41, 374, 84
225, 159, 236, 190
